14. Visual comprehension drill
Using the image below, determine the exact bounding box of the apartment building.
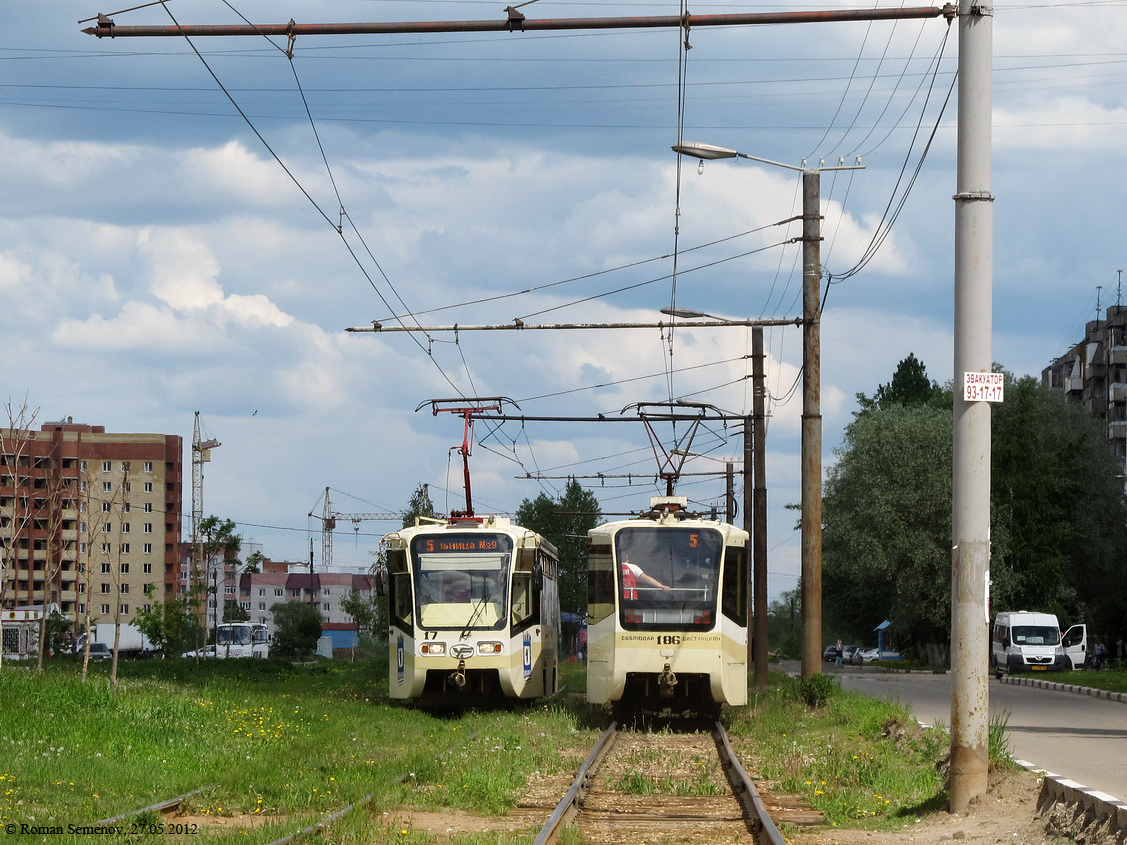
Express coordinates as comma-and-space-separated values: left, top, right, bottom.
1042, 304, 1127, 463
239, 568, 374, 647
0, 419, 183, 626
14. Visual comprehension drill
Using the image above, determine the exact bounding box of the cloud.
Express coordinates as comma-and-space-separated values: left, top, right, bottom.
995, 97, 1127, 154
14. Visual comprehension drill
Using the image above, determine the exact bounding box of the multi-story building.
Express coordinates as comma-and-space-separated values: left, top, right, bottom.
1042, 304, 1127, 463
0, 419, 183, 628
239, 567, 375, 648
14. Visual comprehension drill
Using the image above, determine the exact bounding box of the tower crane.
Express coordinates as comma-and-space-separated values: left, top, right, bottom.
191, 412, 220, 625
309, 487, 400, 572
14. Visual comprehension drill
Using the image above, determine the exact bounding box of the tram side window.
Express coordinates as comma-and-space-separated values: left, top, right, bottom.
511, 571, 540, 633
587, 543, 614, 624
721, 544, 748, 626
389, 572, 413, 629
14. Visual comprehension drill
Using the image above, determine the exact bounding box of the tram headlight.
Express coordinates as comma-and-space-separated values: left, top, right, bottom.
477, 641, 503, 655
420, 642, 446, 656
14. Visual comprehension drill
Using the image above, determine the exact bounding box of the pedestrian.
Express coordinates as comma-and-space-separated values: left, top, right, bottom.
1092, 640, 1105, 671
834, 639, 844, 668
1117, 636, 1124, 663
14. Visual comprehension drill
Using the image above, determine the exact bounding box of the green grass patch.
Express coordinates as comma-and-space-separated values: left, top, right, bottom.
0, 656, 596, 844
1044, 667, 1127, 694
729, 672, 950, 832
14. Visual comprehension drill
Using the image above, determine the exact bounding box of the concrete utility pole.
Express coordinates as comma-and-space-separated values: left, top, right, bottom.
800, 171, 823, 680
949, 0, 994, 814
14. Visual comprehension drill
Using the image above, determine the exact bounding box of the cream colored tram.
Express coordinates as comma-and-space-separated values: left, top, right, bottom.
587, 496, 749, 717
385, 515, 560, 707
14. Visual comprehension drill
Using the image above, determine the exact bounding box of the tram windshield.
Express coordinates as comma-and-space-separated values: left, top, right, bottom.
615, 526, 723, 629
410, 533, 512, 630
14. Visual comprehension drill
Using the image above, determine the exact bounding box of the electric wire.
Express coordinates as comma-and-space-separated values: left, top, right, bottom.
156, 0, 469, 400
514, 239, 791, 321
665, 0, 693, 404
369, 224, 781, 324
826, 29, 955, 283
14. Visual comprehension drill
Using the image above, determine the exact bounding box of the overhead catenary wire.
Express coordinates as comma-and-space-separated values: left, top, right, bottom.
86, 1, 958, 524
155, 0, 473, 402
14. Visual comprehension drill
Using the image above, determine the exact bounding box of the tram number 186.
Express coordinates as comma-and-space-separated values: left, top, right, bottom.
658, 635, 681, 645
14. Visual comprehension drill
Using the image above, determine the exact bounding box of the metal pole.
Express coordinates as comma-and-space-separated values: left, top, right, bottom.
83, 6, 952, 38
800, 171, 823, 679
949, 0, 994, 813
752, 327, 770, 688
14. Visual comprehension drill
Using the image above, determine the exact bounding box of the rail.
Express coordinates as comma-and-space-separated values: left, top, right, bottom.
534, 720, 785, 845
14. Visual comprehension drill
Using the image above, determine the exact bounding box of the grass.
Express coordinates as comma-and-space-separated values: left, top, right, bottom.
1, 654, 1058, 843
608, 735, 727, 796
0, 655, 594, 844
1031, 665, 1127, 693
727, 672, 954, 831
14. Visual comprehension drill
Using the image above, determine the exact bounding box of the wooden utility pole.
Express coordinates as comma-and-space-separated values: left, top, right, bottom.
752, 327, 769, 688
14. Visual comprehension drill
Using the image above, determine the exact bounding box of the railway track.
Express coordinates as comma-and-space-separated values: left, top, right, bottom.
534, 720, 787, 845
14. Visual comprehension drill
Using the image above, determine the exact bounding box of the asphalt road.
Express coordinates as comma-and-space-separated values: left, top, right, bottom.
817, 664, 1127, 802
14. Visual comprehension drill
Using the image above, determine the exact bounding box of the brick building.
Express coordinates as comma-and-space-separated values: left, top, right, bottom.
0, 419, 183, 627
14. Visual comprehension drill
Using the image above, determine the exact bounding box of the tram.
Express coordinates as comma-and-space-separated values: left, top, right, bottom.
587, 496, 750, 717
384, 514, 561, 707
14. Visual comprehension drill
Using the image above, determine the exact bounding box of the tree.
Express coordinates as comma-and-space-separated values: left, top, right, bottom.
223, 599, 250, 623
989, 374, 1127, 634
402, 483, 437, 528
243, 550, 265, 574
823, 358, 1127, 665
270, 601, 322, 660
516, 478, 601, 615
341, 587, 377, 640
766, 586, 803, 659
822, 401, 953, 664
0, 398, 40, 672
133, 594, 198, 657
857, 352, 946, 412
193, 515, 242, 648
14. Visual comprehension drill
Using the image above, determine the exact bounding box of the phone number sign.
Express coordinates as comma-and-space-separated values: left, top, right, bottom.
964, 371, 1004, 402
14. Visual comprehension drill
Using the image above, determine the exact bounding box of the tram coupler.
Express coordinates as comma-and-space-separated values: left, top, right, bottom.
658, 663, 678, 698
449, 660, 467, 691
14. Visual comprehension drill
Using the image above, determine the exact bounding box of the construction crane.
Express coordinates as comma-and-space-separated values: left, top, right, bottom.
191, 412, 220, 624
310, 487, 400, 572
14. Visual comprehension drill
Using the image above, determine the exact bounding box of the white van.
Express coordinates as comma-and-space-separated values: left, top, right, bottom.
991, 611, 1086, 678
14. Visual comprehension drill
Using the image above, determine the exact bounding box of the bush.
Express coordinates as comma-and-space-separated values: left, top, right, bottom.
798, 673, 840, 708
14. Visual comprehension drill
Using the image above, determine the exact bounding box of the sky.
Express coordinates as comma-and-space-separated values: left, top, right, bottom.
3, 0, 1125, 596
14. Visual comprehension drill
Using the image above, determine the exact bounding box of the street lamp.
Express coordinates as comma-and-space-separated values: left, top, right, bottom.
672, 141, 810, 172
672, 141, 862, 680
660, 306, 724, 321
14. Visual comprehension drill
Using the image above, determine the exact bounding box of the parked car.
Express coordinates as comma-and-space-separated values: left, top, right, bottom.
841, 645, 859, 663
823, 645, 840, 662
84, 642, 112, 662
852, 647, 881, 665
180, 645, 217, 659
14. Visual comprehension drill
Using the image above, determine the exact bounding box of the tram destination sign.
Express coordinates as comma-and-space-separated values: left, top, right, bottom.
422, 537, 504, 553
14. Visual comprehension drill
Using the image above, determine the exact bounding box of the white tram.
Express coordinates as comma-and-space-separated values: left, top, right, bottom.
587, 496, 750, 717
384, 515, 561, 707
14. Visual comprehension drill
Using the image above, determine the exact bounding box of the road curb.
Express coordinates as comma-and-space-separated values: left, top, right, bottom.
1001, 674, 1127, 703
1015, 759, 1127, 843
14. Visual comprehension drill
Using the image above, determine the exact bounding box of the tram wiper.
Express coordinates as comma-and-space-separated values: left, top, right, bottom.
461, 592, 490, 640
